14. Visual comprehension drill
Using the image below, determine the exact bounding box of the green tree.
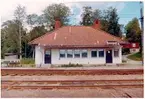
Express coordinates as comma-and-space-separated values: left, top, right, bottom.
125, 18, 141, 42
80, 7, 121, 37
92, 9, 102, 21
27, 14, 46, 27
1, 20, 26, 58
14, 5, 26, 59
27, 14, 39, 26
29, 25, 48, 41
101, 7, 121, 37
125, 18, 141, 53
1, 29, 7, 58
80, 6, 93, 26
43, 3, 70, 29
37, 14, 47, 25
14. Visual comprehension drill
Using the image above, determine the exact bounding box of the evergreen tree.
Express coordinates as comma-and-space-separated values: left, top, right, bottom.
102, 7, 121, 37
80, 6, 93, 26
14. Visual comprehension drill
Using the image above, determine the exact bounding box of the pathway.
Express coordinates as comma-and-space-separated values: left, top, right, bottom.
122, 53, 142, 65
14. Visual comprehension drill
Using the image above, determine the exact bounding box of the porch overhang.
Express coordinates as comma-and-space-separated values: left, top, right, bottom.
40, 44, 121, 49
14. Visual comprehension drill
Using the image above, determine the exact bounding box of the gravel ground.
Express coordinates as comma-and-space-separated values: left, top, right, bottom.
1, 64, 143, 69
2, 75, 143, 81
1, 69, 143, 98
1, 87, 143, 98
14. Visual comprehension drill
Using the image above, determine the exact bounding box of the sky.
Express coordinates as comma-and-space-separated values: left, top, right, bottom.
0, 0, 144, 27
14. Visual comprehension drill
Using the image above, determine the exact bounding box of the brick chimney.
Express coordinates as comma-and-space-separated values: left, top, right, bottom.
92, 19, 100, 29
54, 18, 61, 30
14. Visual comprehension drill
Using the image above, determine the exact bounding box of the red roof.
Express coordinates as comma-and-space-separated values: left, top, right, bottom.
122, 43, 140, 48
29, 26, 124, 48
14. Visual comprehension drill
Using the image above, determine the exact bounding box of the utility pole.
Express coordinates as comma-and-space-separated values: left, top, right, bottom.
140, 1, 144, 65
19, 21, 22, 61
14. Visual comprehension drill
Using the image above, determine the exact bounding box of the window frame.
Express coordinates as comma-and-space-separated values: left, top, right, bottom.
91, 49, 97, 58
59, 49, 66, 58
74, 49, 81, 58
114, 49, 119, 57
66, 49, 73, 58
98, 49, 104, 58
81, 49, 88, 58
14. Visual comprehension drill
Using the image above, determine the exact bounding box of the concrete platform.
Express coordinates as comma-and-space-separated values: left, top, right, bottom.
1, 64, 143, 70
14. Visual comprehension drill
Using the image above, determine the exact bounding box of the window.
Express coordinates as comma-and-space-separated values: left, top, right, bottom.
74, 50, 80, 58
91, 50, 97, 57
114, 49, 119, 57
81, 50, 88, 58
67, 50, 73, 58
132, 43, 136, 47
59, 50, 66, 58
45, 50, 50, 55
99, 49, 104, 57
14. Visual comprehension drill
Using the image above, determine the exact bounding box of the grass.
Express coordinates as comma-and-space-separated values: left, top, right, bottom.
127, 52, 142, 61
61, 63, 83, 67
21, 58, 35, 64
20, 58, 35, 67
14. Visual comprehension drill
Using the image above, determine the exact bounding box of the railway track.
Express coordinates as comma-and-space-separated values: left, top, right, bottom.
1, 68, 143, 76
2, 79, 143, 90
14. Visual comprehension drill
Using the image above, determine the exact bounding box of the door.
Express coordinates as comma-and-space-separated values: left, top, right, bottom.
106, 50, 112, 63
45, 50, 51, 64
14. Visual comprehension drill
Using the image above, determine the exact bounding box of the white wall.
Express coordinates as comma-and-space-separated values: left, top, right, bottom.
130, 48, 140, 53
35, 47, 122, 65
35, 46, 44, 66
112, 47, 122, 64
51, 49, 106, 65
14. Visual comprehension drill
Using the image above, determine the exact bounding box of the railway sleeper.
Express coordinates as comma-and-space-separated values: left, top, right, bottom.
2, 84, 143, 90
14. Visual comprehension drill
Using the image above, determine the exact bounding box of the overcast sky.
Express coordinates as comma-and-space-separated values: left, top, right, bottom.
0, 0, 143, 26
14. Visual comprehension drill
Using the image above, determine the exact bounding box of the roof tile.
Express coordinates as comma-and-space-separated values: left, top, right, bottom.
29, 26, 124, 48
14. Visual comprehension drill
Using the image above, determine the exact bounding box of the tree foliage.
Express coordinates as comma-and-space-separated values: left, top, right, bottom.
80, 6, 102, 26
125, 18, 142, 53
26, 14, 46, 27
27, 14, 39, 26
14, 5, 26, 23
43, 3, 70, 28
13, 5, 26, 58
28, 25, 48, 41
80, 6, 93, 26
1, 20, 26, 57
125, 18, 141, 42
80, 6, 121, 37
92, 9, 102, 20
101, 7, 121, 37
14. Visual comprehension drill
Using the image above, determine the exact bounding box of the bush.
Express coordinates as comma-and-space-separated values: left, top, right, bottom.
61, 63, 83, 67
21, 58, 35, 64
